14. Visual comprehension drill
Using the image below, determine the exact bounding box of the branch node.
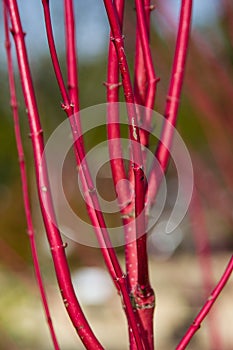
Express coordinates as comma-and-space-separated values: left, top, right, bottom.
63, 298, 69, 308
50, 242, 68, 251
28, 129, 43, 138
9, 27, 15, 36
166, 95, 180, 103
114, 273, 127, 283
145, 4, 156, 11
41, 186, 47, 192
103, 81, 122, 90
88, 187, 96, 194
121, 212, 135, 219
61, 102, 73, 112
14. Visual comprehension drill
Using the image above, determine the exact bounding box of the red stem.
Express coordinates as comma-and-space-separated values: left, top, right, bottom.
4, 7, 60, 349
176, 255, 233, 350
134, 0, 152, 106
105, 0, 137, 291
41, 0, 116, 285
104, 2, 156, 349
42, 2, 145, 348
64, 0, 79, 112
6, 1, 104, 348
41, 0, 70, 107
105, 0, 130, 208
146, 0, 192, 207
160, 1, 233, 116
161, 1, 233, 195
134, 0, 157, 125
103, 0, 144, 170
133, 0, 156, 291
134, 0, 157, 160
103, 0, 147, 289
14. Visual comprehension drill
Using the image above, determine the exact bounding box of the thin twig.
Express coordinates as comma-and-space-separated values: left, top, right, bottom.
104, 2, 156, 348
176, 255, 233, 349
146, 0, 192, 208
42, 2, 145, 348
105, 0, 130, 209
3, 4, 60, 349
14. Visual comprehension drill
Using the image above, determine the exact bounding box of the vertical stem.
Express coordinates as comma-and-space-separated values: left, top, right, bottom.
64, 0, 79, 112
105, 0, 137, 294
134, 0, 153, 106
105, 0, 130, 208
42, 2, 145, 348
103, 0, 146, 287
176, 255, 233, 350
104, 1, 156, 349
146, 0, 193, 207
3, 5, 60, 349
134, 0, 157, 117
64, 0, 86, 157
6, 1, 104, 348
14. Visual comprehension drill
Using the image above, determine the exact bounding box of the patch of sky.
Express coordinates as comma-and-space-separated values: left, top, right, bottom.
0, 0, 221, 64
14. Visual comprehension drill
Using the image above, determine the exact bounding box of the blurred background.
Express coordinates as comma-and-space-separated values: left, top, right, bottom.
0, 0, 232, 349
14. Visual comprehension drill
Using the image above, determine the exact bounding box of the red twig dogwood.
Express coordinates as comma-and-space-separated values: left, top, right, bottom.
5, 1, 232, 350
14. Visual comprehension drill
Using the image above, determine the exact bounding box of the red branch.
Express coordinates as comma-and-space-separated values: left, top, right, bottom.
105, 0, 129, 209
103, 0, 147, 289
42, 1, 146, 348
134, 0, 158, 137
6, 0, 104, 348
134, 0, 151, 107
146, 0, 192, 207
3, 5, 60, 349
104, 1, 156, 349
176, 255, 233, 349
64, 0, 79, 112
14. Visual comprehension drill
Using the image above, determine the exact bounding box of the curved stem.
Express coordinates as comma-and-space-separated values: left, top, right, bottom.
42, 1, 145, 347
3, 5, 60, 349
7, 1, 103, 348
41, 0, 70, 107
176, 255, 233, 350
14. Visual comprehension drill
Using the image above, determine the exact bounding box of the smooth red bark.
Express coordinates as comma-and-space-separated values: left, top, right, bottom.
3, 5, 60, 349
7, 1, 104, 348
146, 0, 193, 208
